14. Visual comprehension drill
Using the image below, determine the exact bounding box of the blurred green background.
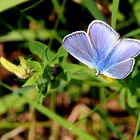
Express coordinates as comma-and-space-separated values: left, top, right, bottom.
1, 0, 140, 140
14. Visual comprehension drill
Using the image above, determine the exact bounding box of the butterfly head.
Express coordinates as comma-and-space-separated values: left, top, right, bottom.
95, 70, 100, 77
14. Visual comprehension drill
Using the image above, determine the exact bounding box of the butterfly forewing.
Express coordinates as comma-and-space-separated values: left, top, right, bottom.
62, 31, 98, 68
87, 20, 120, 60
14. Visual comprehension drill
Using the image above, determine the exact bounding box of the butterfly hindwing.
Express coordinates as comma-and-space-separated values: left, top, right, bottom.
102, 59, 134, 79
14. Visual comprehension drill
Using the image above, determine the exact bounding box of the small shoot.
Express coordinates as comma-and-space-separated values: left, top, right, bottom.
0, 56, 32, 79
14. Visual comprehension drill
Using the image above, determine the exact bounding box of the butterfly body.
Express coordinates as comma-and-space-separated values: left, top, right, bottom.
62, 20, 140, 79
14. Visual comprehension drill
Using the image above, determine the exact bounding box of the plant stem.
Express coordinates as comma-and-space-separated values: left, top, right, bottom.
133, 110, 140, 140
111, 0, 120, 29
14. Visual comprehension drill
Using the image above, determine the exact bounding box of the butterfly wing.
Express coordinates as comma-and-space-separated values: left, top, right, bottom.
62, 31, 98, 68
106, 39, 140, 65
87, 20, 120, 59
102, 58, 134, 79
62, 20, 140, 79
102, 39, 140, 79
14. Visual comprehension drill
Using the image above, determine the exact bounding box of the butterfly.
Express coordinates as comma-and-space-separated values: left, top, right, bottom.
62, 20, 140, 79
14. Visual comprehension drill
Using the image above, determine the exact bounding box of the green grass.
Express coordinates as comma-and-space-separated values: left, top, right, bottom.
1, 0, 140, 140
134, 111, 140, 140
111, 0, 120, 29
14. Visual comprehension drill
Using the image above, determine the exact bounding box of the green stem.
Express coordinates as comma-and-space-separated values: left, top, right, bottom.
51, 0, 66, 23
111, 0, 120, 29
28, 107, 36, 140
36, 91, 45, 104
0, 81, 13, 91
50, 91, 57, 140
21, 0, 45, 12
50, 91, 56, 111
133, 110, 140, 140
48, 0, 67, 47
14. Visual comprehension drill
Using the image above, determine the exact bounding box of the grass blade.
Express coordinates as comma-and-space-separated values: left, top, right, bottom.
133, 110, 140, 140
51, 0, 66, 23
82, 0, 106, 21
111, 0, 120, 29
0, 0, 28, 13
21, 94, 97, 140
124, 28, 140, 37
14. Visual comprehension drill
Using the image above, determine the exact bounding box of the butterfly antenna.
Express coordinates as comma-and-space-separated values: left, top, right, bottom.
95, 70, 100, 77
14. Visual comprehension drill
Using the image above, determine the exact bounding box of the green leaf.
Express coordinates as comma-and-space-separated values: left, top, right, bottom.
23, 73, 40, 87
29, 41, 47, 59
0, 0, 28, 13
65, 72, 72, 81
62, 63, 85, 81
62, 63, 83, 73
0, 29, 58, 42
42, 47, 55, 65
53, 46, 68, 63
51, 79, 60, 89
42, 65, 53, 80
37, 78, 48, 94
127, 90, 138, 108
26, 59, 43, 73
58, 67, 67, 81
81, 0, 106, 21
22, 60, 43, 87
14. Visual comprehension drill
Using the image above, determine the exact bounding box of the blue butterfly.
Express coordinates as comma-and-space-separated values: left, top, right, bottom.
62, 20, 140, 79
